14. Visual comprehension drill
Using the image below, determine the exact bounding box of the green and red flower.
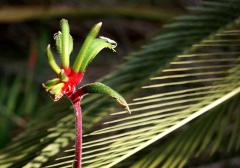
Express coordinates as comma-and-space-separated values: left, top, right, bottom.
42, 20, 121, 101
42, 19, 130, 168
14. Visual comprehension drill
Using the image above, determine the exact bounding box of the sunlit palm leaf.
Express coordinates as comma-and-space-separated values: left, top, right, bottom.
43, 7, 240, 168
128, 94, 240, 168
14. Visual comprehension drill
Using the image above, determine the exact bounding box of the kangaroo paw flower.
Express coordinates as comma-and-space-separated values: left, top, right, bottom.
42, 19, 130, 168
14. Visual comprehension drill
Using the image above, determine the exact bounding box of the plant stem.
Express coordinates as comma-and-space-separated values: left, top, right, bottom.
73, 100, 82, 168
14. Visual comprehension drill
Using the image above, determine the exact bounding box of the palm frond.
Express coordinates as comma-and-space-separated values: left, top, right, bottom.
1, 0, 240, 167
39, 2, 240, 168
129, 92, 240, 168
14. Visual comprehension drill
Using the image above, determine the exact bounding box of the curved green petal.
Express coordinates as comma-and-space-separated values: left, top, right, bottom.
80, 37, 117, 71
42, 78, 60, 89
61, 19, 70, 68
46, 45, 61, 74
73, 22, 102, 72
54, 19, 73, 68
81, 82, 131, 113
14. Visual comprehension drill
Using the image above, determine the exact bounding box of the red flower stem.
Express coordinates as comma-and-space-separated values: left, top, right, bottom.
72, 100, 82, 168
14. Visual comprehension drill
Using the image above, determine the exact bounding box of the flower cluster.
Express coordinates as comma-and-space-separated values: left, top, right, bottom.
43, 19, 116, 101
43, 19, 130, 168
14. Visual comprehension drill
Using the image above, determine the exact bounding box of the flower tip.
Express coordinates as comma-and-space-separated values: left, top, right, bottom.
94, 22, 102, 31
60, 18, 68, 24
99, 36, 117, 48
60, 19, 69, 30
97, 22, 102, 27
42, 83, 47, 89
126, 106, 131, 114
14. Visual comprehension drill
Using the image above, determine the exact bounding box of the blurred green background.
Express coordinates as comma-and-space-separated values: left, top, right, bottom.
0, 0, 189, 149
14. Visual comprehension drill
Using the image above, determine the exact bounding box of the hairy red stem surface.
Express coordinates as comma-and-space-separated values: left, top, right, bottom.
72, 100, 82, 168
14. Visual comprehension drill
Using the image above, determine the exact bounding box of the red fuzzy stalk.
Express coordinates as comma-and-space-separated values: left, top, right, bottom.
69, 88, 85, 168
70, 89, 85, 168
58, 67, 85, 168
72, 100, 82, 168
